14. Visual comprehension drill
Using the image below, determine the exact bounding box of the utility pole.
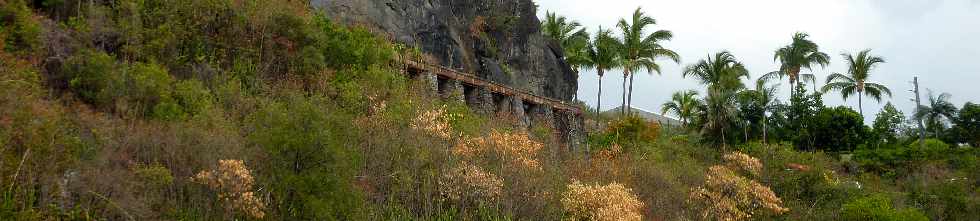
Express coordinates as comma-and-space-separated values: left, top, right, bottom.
912, 77, 925, 148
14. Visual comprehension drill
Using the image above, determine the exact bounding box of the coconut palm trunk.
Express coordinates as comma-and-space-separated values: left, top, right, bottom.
596, 71, 604, 125
628, 72, 635, 113
858, 91, 863, 115
763, 117, 768, 145
721, 126, 727, 152
622, 72, 629, 116
744, 123, 749, 142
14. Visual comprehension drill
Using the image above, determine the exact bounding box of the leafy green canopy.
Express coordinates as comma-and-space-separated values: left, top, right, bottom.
841, 195, 929, 221
950, 102, 980, 146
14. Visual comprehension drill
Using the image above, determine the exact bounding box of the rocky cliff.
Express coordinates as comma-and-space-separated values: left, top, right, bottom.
312, 0, 577, 101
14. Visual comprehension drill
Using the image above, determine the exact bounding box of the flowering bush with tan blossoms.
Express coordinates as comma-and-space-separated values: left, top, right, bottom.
193, 159, 266, 219
561, 180, 644, 221
689, 153, 788, 221
410, 106, 454, 139
439, 164, 504, 203
452, 130, 543, 170
723, 151, 763, 176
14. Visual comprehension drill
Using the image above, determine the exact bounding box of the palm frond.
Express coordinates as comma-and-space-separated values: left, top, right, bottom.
821, 81, 851, 94
864, 82, 892, 97
863, 86, 885, 102
799, 73, 817, 85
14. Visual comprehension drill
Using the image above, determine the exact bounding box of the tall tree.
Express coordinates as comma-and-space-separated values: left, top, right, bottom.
615, 7, 680, 115
915, 90, 958, 138
763, 32, 830, 98
541, 11, 590, 71
682, 51, 750, 150
661, 90, 700, 128
950, 102, 980, 147
783, 84, 825, 150
872, 102, 906, 145
821, 49, 892, 115
578, 27, 622, 122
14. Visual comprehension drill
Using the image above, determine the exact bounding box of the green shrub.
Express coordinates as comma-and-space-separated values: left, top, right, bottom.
127, 62, 175, 113
854, 139, 952, 175
0, 0, 42, 54
65, 50, 123, 107
151, 99, 185, 121
811, 106, 870, 152
917, 139, 950, 158
604, 116, 660, 146
316, 15, 395, 69
908, 181, 979, 221
248, 95, 364, 220
841, 195, 929, 221
134, 163, 175, 189
173, 79, 213, 116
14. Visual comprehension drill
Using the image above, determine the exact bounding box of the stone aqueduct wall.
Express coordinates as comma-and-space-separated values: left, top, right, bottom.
406, 65, 585, 151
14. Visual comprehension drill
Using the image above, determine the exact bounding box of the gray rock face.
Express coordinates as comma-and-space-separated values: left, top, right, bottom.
312, 0, 577, 101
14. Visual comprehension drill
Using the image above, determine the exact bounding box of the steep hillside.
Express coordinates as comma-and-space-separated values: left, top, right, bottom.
313, 0, 578, 101
2, 1, 977, 220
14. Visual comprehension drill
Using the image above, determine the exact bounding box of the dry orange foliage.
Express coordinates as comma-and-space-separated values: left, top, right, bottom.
689, 153, 788, 221
410, 106, 454, 139
193, 159, 266, 219
439, 164, 504, 203
453, 130, 544, 170
561, 180, 645, 221
723, 151, 763, 176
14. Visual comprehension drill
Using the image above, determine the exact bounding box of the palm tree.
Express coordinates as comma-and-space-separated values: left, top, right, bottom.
739, 78, 780, 144
541, 11, 590, 72
821, 49, 892, 115
615, 7, 680, 115
578, 27, 622, 122
915, 90, 958, 138
682, 52, 750, 92
763, 32, 830, 98
682, 51, 750, 150
661, 90, 700, 128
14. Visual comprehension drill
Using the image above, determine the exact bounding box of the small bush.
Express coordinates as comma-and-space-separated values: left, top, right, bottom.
453, 130, 544, 171
65, 49, 123, 107
193, 159, 266, 219
562, 180, 644, 221
248, 95, 364, 220
173, 79, 213, 116
439, 164, 504, 204
854, 139, 952, 175
840, 195, 928, 221
598, 116, 660, 150
908, 181, 980, 221
127, 62, 175, 113
151, 99, 185, 120
134, 163, 174, 189
0, 0, 42, 54
315, 15, 395, 69
689, 152, 788, 221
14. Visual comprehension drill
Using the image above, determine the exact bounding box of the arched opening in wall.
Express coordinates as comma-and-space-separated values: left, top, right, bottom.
406, 66, 423, 79
492, 93, 508, 114
525, 101, 536, 116
462, 84, 476, 107
436, 76, 451, 98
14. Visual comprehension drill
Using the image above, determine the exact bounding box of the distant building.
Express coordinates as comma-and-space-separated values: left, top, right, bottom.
603, 106, 683, 127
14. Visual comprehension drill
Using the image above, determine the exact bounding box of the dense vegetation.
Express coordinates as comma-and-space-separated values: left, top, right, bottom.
551, 7, 979, 221
1, 1, 977, 220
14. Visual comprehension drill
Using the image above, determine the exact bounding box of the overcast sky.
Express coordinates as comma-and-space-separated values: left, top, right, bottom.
536, 0, 980, 123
